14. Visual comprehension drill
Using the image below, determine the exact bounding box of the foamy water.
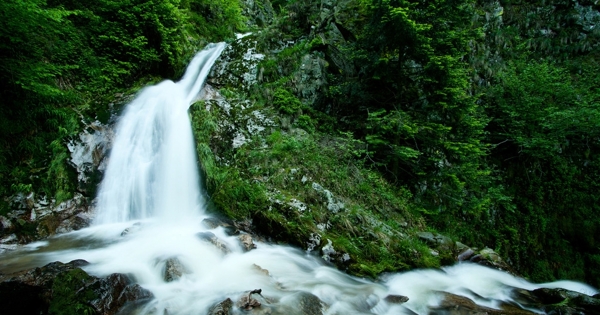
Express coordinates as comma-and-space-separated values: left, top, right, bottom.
0, 43, 597, 315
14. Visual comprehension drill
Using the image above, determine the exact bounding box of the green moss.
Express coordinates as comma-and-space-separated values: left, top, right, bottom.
49, 269, 97, 315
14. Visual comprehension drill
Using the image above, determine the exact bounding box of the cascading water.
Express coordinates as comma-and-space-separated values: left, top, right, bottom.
94, 43, 225, 224
0, 43, 597, 315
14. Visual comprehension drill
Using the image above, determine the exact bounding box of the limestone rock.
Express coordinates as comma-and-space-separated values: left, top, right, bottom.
431, 292, 536, 315
0, 259, 152, 315
67, 120, 113, 194
238, 233, 257, 251
241, 0, 274, 28
312, 183, 344, 213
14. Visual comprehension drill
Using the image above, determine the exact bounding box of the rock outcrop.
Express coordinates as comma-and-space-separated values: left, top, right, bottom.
0, 260, 152, 315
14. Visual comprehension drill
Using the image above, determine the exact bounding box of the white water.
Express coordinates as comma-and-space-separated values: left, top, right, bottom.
1, 43, 598, 314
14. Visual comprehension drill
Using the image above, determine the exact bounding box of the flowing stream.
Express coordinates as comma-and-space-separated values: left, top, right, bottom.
0, 43, 597, 315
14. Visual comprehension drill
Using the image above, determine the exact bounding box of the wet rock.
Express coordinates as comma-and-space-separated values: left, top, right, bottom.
67, 120, 113, 194
252, 264, 270, 276
384, 295, 409, 304
121, 222, 142, 236
54, 211, 93, 234
457, 248, 475, 261
196, 231, 231, 254
455, 241, 469, 252
238, 233, 257, 251
163, 257, 187, 282
237, 289, 263, 310
279, 291, 324, 315
532, 288, 581, 304
209, 298, 233, 315
89, 273, 153, 314
469, 247, 516, 275
0, 259, 151, 315
202, 217, 238, 235
36, 193, 93, 237
430, 292, 536, 315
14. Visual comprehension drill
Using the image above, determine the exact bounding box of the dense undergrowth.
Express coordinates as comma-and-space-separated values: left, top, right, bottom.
0, 0, 245, 210
191, 0, 600, 286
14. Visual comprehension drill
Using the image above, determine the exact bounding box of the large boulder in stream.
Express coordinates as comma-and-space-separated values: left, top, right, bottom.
511, 287, 600, 314
430, 292, 536, 315
162, 256, 188, 282
209, 290, 325, 315
0, 259, 152, 315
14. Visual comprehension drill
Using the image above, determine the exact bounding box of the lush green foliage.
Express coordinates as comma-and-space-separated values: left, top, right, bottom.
0, 0, 245, 204
49, 268, 97, 315
482, 58, 600, 284
2, 0, 599, 290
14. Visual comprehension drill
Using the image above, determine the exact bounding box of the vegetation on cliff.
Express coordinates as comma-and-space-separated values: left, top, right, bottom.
1, 0, 599, 288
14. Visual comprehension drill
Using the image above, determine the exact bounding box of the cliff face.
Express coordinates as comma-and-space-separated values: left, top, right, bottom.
189, 0, 600, 286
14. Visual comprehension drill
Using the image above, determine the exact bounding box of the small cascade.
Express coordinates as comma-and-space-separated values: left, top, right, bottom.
0, 43, 597, 315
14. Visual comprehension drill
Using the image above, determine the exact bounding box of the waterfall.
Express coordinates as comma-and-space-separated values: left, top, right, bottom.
0, 43, 597, 315
94, 43, 225, 224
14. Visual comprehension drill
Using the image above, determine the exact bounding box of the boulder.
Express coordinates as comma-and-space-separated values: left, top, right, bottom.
0, 259, 152, 315
384, 295, 409, 304
238, 233, 257, 251
457, 248, 475, 261
162, 257, 187, 282
469, 247, 516, 275
202, 217, 238, 235
528, 288, 600, 314
209, 297, 233, 315
430, 292, 536, 315
279, 291, 324, 315
236, 289, 264, 310
196, 231, 231, 254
